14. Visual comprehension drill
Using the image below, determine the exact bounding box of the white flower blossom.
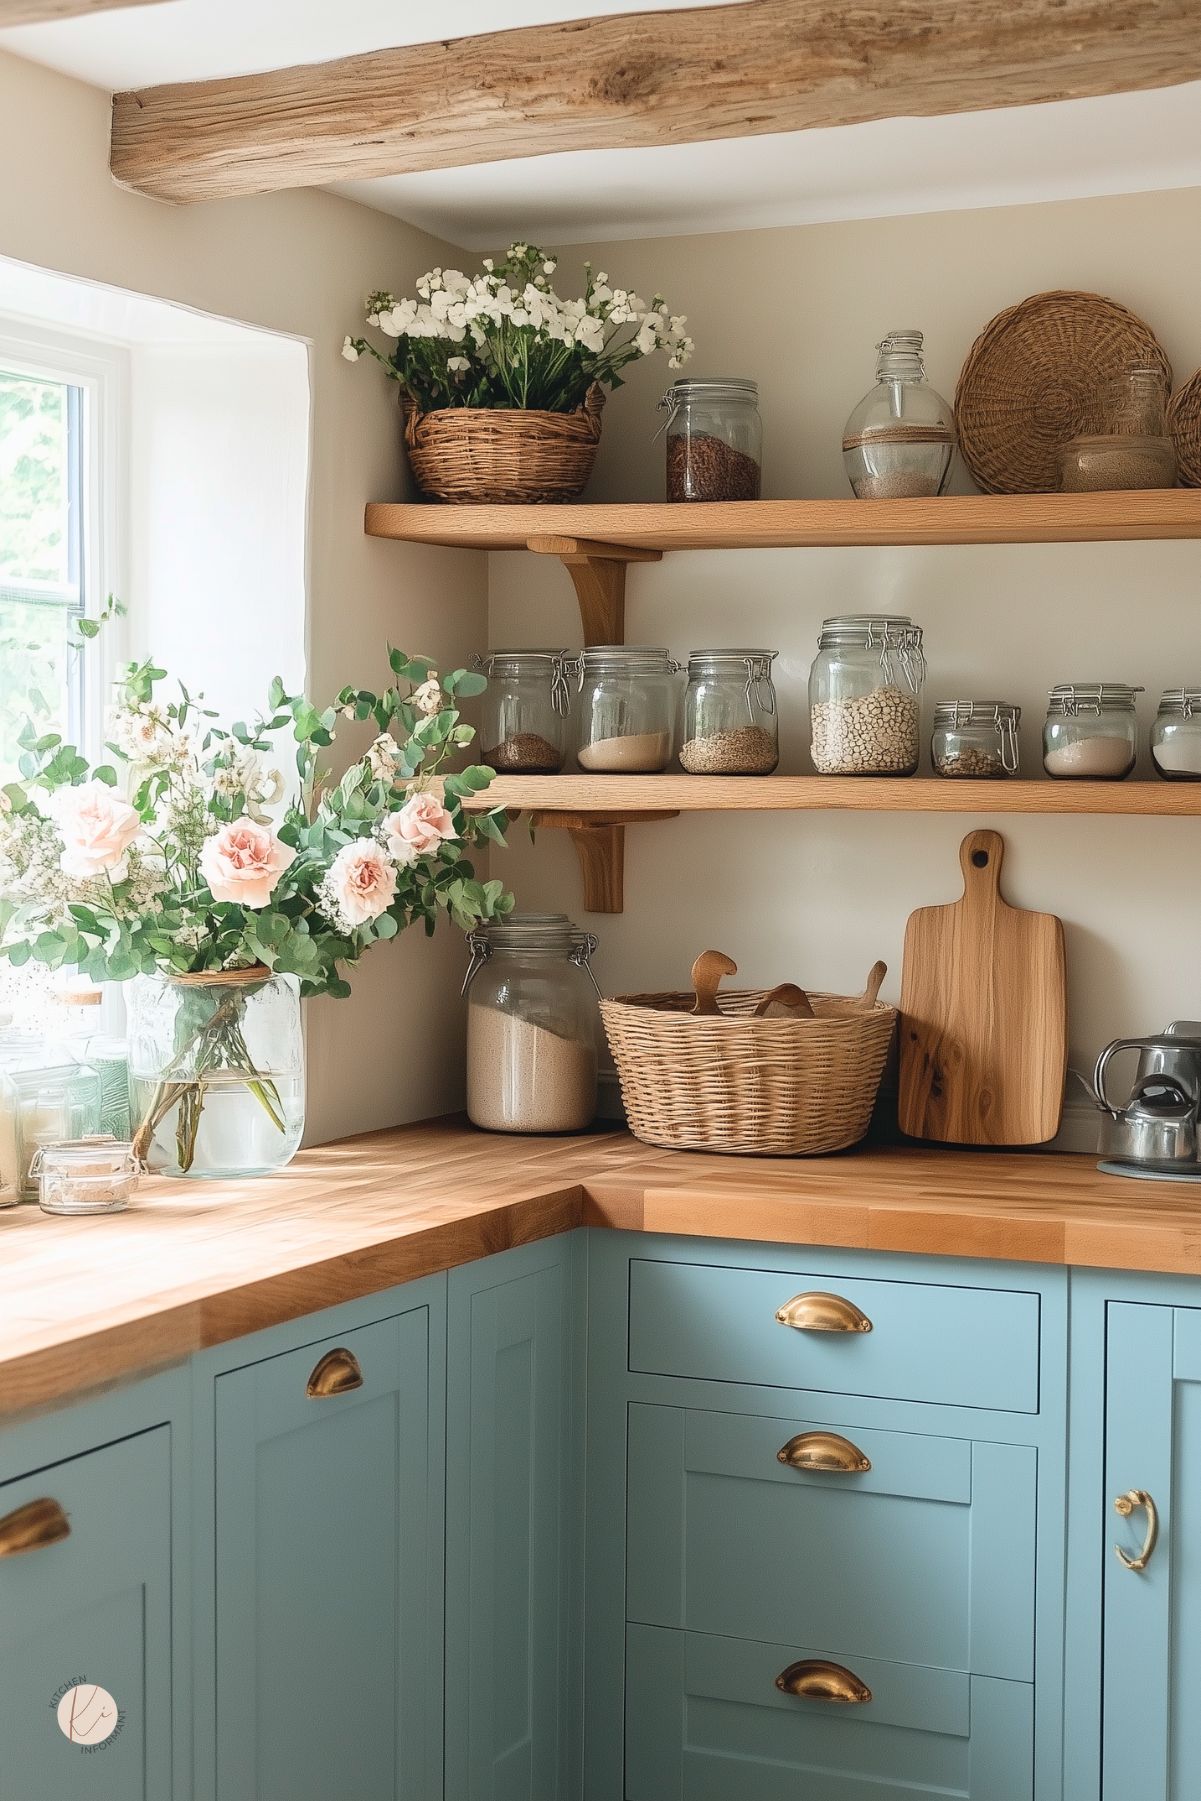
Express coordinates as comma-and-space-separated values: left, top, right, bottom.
341, 337, 360, 362
366, 732, 401, 783
411, 677, 443, 717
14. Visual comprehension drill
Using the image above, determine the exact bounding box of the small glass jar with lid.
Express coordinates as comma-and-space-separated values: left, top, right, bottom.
808, 615, 926, 775
932, 701, 1021, 778
475, 649, 573, 773
574, 646, 679, 772
1151, 689, 1201, 781
660, 378, 762, 501
680, 649, 779, 774
1043, 683, 1143, 780
1059, 363, 1177, 491
0, 1052, 102, 1200
842, 330, 956, 499
463, 914, 600, 1135
31, 1135, 139, 1216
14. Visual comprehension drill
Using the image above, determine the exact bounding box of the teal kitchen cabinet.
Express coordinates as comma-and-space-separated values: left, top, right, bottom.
212, 1290, 444, 1801
445, 1235, 581, 1801
0, 1424, 174, 1801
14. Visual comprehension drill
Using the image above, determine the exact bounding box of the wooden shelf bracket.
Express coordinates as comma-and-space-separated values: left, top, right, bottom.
530, 809, 678, 914
526, 534, 662, 648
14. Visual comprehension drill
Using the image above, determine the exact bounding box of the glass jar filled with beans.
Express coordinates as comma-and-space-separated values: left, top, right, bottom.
681, 649, 779, 774
931, 700, 1021, 778
476, 649, 573, 773
808, 615, 926, 775
660, 378, 762, 501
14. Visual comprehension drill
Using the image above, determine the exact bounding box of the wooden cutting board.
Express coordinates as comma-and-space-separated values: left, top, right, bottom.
899, 829, 1066, 1146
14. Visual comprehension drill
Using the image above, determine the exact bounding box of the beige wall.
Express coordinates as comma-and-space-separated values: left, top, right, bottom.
0, 49, 487, 1143
491, 190, 1201, 1143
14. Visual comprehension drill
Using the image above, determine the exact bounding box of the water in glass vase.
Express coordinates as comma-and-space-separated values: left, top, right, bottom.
127, 969, 305, 1179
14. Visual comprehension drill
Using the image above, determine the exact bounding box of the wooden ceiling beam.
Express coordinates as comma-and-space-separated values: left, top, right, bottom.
1, 0, 165, 22
110, 0, 1201, 204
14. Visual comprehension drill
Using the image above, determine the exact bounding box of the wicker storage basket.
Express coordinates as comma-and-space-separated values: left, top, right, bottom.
1168, 368, 1201, 488
955, 290, 1171, 494
601, 988, 896, 1156
401, 385, 605, 504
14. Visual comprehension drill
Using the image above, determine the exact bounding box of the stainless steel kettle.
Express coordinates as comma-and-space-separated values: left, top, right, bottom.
1092, 1022, 1201, 1170
1094, 1021, 1201, 1113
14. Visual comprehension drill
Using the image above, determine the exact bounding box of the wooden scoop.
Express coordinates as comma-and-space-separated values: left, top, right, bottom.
753, 983, 815, 1020
856, 961, 887, 1009
691, 950, 738, 1015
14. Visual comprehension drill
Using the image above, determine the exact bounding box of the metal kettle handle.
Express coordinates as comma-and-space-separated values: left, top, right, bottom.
1093, 1039, 1151, 1115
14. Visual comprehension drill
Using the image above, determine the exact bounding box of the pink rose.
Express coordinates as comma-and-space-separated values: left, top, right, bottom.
52, 780, 142, 881
324, 839, 397, 927
200, 819, 296, 909
382, 791, 457, 867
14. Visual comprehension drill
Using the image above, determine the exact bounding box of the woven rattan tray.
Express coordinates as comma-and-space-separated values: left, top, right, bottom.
955, 291, 1171, 494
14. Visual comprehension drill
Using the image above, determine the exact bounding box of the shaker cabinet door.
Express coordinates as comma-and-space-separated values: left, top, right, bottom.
1102, 1302, 1201, 1801
214, 1306, 440, 1801
0, 1428, 173, 1801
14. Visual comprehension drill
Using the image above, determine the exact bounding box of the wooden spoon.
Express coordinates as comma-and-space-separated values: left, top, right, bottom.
753, 982, 815, 1019
856, 961, 888, 1009
691, 950, 738, 1015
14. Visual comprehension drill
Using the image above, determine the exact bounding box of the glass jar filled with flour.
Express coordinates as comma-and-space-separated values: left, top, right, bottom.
1151, 689, 1201, 781
574, 647, 679, 772
463, 914, 600, 1134
1043, 683, 1142, 780
808, 615, 926, 775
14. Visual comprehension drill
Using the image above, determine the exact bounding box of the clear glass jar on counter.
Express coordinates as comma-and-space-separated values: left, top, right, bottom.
660, 378, 762, 502
0, 1055, 102, 1200
475, 649, 573, 773
1151, 689, 1201, 781
1043, 684, 1143, 780
463, 914, 600, 1135
680, 649, 779, 774
31, 1136, 138, 1216
1059, 363, 1177, 491
574, 646, 679, 772
808, 615, 926, 775
931, 701, 1021, 778
842, 330, 955, 499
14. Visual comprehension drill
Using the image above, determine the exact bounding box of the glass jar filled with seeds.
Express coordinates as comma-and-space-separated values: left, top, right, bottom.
1059, 363, 1177, 492
476, 649, 573, 773
1151, 689, 1201, 781
680, 649, 779, 774
1043, 683, 1142, 779
842, 330, 956, 499
660, 378, 762, 502
808, 615, 926, 775
931, 701, 1021, 778
574, 646, 680, 772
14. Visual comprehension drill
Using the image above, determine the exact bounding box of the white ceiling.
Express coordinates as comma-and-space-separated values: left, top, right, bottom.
3, 0, 1200, 249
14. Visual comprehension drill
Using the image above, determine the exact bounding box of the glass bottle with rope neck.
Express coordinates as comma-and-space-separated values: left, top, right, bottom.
842, 330, 956, 500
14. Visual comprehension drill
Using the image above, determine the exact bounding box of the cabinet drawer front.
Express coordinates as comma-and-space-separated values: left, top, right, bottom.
628, 1257, 1040, 1412
628, 1405, 1036, 1680
0, 1428, 172, 1801
626, 1625, 1033, 1801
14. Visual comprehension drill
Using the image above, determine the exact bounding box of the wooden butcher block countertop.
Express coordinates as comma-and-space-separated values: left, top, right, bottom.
3, 1118, 1201, 1418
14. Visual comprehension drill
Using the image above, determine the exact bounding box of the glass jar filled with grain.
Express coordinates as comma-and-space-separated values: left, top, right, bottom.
1151, 689, 1201, 782
574, 646, 680, 772
808, 616, 926, 775
463, 914, 599, 1134
476, 649, 573, 773
681, 649, 779, 774
1059, 363, 1177, 491
1043, 683, 1142, 779
842, 330, 956, 499
931, 700, 1021, 778
661, 378, 762, 501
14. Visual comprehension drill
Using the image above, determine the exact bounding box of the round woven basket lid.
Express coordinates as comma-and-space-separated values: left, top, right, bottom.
955, 290, 1171, 494
1168, 368, 1201, 488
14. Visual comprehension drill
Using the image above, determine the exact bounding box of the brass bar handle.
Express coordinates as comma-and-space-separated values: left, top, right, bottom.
778, 1430, 871, 1474
0, 1496, 71, 1558
306, 1347, 364, 1398
1114, 1488, 1159, 1572
775, 1659, 872, 1705
775, 1291, 873, 1333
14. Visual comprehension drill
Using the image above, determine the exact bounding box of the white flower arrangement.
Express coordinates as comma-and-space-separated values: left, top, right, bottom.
343, 241, 693, 414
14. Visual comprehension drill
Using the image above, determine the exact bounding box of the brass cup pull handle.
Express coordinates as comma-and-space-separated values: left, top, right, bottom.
306, 1347, 364, 1398
775, 1659, 872, 1705
0, 1496, 71, 1558
778, 1430, 871, 1474
1114, 1488, 1159, 1572
775, 1291, 873, 1334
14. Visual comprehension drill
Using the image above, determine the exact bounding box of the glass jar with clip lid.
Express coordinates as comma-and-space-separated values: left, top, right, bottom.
1151, 689, 1201, 781
475, 648, 574, 773
681, 649, 779, 773
932, 701, 1021, 778
659, 377, 762, 501
463, 914, 601, 1135
1042, 683, 1142, 780
808, 615, 926, 775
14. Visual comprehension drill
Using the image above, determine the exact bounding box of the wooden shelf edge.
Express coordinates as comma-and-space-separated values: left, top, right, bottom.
366, 491, 1201, 552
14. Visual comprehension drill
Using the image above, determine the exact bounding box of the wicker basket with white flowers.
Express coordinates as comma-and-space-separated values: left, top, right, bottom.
344, 242, 693, 504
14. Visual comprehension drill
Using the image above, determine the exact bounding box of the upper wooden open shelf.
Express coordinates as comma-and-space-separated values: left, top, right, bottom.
365, 491, 1201, 552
